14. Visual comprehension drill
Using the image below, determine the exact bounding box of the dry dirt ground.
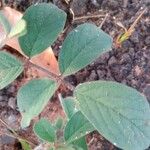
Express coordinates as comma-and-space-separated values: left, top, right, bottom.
0, 0, 150, 150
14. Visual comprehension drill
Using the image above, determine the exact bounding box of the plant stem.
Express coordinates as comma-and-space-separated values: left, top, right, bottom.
4, 45, 75, 91
87, 137, 95, 146
74, 14, 106, 21
26, 59, 60, 80
24, 59, 75, 91
0, 118, 35, 146
0, 118, 17, 136
128, 7, 147, 32
100, 13, 109, 28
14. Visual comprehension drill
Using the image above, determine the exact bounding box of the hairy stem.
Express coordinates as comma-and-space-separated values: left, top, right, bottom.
24, 58, 75, 91
3, 45, 75, 90
0, 118, 35, 146
74, 14, 106, 21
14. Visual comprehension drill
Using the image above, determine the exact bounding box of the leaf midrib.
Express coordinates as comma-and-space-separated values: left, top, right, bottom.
65, 112, 94, 143
27, 12, 51, 56
78, 93, 150, 139
0, 65, 21, 71
62, 33, 101, 75
27, 10, 64, 57
41, 121, 55, 142
22, 82, 56, 113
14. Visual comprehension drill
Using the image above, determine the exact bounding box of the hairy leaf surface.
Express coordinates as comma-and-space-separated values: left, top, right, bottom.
0, 51, 23, 89
17, 79, 58, 128
74, 81, 150, 150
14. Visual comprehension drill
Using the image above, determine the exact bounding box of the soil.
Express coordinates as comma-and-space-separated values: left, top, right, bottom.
0, 0, 150, 150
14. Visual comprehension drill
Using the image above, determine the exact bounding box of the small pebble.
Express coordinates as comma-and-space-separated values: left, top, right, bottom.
7, 86, 16, 94
145, 36, 150, 45
71, 0, 88, 16
131, 32, 139, 43
108, 56, 117, 66
97, 70, 106, 79
0, 135, 16, 145
6, 114, 17, 127
8, 97, 16, 109
88, 70, 97, 81
0, 96, 3, 101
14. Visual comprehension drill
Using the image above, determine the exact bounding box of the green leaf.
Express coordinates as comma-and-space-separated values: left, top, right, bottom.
17, 78, 58, 128
34, 118, 56, 142
19, 139, 32, 150
59, 96, 77, 119
8, 19, 27, 38
55, 117, 64, 130
0, 51, 23, 89
72, 137, 88, 150
57, 146, 75, 150
59, 23, 112, 76
57, 145, 82, 150
74, 81, 150, 150
64, 111, 94, 143
0, 11, 11, 33
19, 3, 66, 57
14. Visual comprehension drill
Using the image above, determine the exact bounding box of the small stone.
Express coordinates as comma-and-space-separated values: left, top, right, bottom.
8, 97, 16, 109
97, 142, 102, 148
97, 70, 106, 79
91, 0, 100, 7
65, 75, 77, 85
145, 36, 150, 45
6, 114, 17, 127
0, 96, 3, 101
122, 40, 132, 51
88, 70, 97, 81
108, 56, 117, 66
52, 0, 68, 11
3, 95, 8, 101
96, 52, 110, 64
121, 66, 131, 77
131, 32, 139, 43
102, 0, 119, 10
71, 0, 88, 16
7, 86, 16, 94
120, 53, 131, 64
134, 65, 142, 76
0, 101, 7, 107
0, 135, 16, 145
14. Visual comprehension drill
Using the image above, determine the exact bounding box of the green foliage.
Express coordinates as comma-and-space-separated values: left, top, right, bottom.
59, 96, 77, 119
34, 118, 56, 142
19, 3, 66, 57
17, 78, 58, 128
72, 137, 88, 150
57, 146, 76, 150
8, 19, 27, 38
54, 117, 64, 130
74, 81, 150, 150
59, 23, 112, 76
57, 145, 83, 150
0, 2, 150, 150
64, 111, 94, 143
19, 139, 32, 150
0, 51, 23, 89
0, 11, 11, 33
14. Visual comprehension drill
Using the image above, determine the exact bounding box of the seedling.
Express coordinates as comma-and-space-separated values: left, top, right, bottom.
0, 3, 150, 150
115, 8, 147, 47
